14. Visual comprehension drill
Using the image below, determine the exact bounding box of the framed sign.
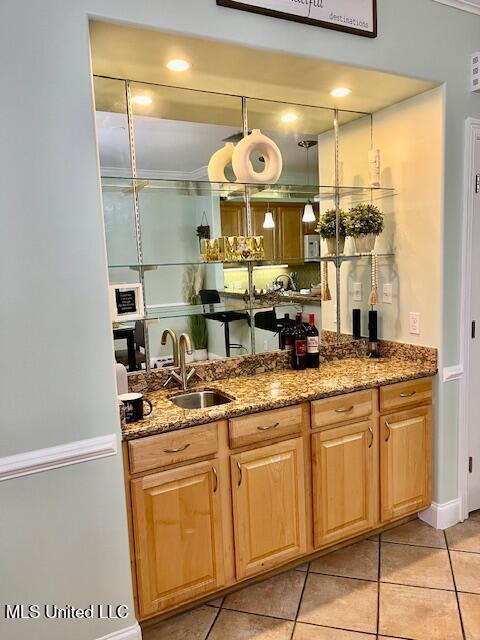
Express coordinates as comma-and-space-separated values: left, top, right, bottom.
109, 283, 145, 322
217, 0, 377, 38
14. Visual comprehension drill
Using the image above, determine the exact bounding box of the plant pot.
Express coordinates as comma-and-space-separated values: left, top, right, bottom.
326, 237, 346, 255
354, 234, 377, 254
193, 348, 208, 362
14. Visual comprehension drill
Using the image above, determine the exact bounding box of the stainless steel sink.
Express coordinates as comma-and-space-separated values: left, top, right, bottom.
169, 390, 233, 410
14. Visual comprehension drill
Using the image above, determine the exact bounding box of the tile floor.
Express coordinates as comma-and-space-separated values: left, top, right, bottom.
143, 514, 480, 640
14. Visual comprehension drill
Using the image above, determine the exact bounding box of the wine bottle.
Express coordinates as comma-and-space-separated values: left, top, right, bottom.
280, 313, 293, 351
292, 312, 307, 370
306, 313, 320, 368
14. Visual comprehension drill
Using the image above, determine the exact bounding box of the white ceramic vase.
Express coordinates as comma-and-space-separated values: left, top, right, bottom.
354, 234, 377, 254
193, 349, 208, 362
208, 142, 235, 182
232, 129, 283, 184
326, 237, 345, 255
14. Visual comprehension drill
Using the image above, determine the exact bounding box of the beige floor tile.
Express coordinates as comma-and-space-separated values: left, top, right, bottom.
381, 519, 446, 548
470, 509, 480, 522
208, 609, 294, 640
295, 562, 310, 572
459, 592, 480, 640
292, 623, 375, 639
380, 542, 454, 590
206, 596, 224, 607
446, 519, 480, 553
142, 605, 218, 640
451, 550, 480, 593
223, 570, 306, 620
297, 573, 378, 634
310, 540, 379, 581
379, 583, 463, 640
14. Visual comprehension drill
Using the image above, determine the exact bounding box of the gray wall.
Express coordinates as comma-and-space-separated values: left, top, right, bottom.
2, 1, 480, 639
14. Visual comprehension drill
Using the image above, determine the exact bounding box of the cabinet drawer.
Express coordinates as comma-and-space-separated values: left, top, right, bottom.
229, 405, 303, 449
380, 378, 432, 414
311, 389, 374, 431
128, 423, 219, 474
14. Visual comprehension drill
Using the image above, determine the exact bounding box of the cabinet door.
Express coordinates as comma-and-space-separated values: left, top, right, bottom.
276, 204, 304, 264
220, 202, 245, 237
251, 204, 276, 260
312, 421, 378, 548
381, 406, 432, 522
231, 438, 307, 579
131, 459, 225, 617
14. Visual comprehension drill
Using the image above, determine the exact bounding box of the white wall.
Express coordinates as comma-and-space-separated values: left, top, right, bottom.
2, 2, 480, 639
320, 88, 443, 348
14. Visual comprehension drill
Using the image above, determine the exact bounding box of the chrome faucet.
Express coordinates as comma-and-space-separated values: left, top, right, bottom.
170, 333, 196, 391
161, 328, 179, 367
274, 273, 297, 292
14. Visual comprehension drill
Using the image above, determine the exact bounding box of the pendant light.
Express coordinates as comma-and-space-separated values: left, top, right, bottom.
263, 203, 275, 229
299, 140, 318, 223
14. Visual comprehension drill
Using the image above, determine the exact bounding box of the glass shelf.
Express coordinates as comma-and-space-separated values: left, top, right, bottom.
101, 176, 395, 202
108, 253, 395, 269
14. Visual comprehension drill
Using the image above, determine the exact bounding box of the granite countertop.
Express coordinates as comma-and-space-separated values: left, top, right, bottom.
122, 357, 437, 441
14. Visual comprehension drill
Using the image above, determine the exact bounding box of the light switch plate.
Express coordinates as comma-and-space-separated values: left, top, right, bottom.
409, 312, 421, 335
353, 282, 362, 302
383, 283, 393, 304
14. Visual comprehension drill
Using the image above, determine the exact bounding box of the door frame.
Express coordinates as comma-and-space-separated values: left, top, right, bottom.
458, 117, 480, 520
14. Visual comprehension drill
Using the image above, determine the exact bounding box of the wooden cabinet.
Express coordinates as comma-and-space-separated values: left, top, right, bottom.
220, 203, 245, 237
312, 420, 378, 548
231, 437, 307, 579
276, 204, 304, 264
251, 205, 276, 260
380, 406, 432, 522
130, 459, 225, 617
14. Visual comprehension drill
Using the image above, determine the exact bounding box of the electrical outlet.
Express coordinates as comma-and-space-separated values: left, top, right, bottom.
383, 283, 393, 304
353, 282, 362, 302
409, 312, 421, 335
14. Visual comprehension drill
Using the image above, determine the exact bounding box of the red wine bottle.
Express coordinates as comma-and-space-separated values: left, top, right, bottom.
292, 312, 307, 370
306, 313, 320, 368
280, 313, 293, 351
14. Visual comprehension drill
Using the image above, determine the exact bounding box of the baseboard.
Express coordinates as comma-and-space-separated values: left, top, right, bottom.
0, 434, 117, 482
98, 622, 142, 640
419, 499, 461, 530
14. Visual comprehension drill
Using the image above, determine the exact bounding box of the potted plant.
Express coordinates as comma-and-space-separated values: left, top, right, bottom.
345, 203, 384, 254
188, 294, 209, 361
316, 208, 347, 255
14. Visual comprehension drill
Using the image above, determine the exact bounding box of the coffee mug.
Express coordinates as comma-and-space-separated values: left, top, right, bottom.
119, 393, 153, 424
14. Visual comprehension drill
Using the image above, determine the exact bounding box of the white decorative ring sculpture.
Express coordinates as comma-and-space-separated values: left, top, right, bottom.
232, 129, 283, 184
208, 142, 235, 182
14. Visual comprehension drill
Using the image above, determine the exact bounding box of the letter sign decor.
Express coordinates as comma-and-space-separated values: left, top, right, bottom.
216, 0, 377, 38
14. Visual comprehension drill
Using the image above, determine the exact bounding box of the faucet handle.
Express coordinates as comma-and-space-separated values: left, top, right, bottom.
186, 367, 196, 382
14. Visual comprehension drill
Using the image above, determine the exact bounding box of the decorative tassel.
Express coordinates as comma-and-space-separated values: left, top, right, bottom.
323, 262, 332, 301
368, 252, 378, 307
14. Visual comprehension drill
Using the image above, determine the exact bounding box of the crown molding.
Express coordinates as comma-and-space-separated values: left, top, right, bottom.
432, 0, 480, 15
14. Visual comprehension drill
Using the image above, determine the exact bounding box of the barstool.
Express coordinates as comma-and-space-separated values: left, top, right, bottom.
199, 289, 248, 357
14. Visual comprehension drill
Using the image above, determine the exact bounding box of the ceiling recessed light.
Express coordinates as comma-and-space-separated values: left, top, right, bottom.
132, 95, 152, 106
281, 112, 298, 123
330, 87, 351, 98
166, 59, 191, 72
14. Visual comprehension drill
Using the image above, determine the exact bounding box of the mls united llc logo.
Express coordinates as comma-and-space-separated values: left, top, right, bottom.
4, 604, 130, 620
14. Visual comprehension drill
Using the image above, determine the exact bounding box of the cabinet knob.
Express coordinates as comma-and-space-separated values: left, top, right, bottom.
368, 426, 374, 448
400, 391, 416, 398
163, 444, 190, 453
257, 422, 280, 431
236, 460, 243, 487
212, 466, 218, 493
385, 421, 391, 442
335, 406, 354, 414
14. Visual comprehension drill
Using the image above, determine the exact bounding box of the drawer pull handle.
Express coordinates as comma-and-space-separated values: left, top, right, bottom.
368, 426, 374, 448
163, 443, 191, 454
212, 466, 218, 493
236, 461, 243, 487
400, 391, 416, 398
335, 406, 354, 414
385, 421, 391, 442
257, 422, 280, 431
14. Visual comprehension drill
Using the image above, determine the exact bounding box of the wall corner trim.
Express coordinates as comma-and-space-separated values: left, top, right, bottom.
432, 0, 480, 15
0, 434, 117, 482
419, 499, 462, 530
443, 364, 464, 382
98, 623, 142, 640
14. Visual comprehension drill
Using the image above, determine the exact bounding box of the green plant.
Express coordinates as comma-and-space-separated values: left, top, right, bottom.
188, 294, 208, 350
316, 208, 347, 239
345, 203, 384, 237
